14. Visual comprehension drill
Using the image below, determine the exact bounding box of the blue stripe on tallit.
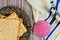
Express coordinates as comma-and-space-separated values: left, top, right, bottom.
50, 12, 57, 25
46, 0, 60, 40
55, 0, 60, 10
50, 17, 56, 25
50, 7, 55, 10
45, 13, 51, 21
46, 21, 60, 40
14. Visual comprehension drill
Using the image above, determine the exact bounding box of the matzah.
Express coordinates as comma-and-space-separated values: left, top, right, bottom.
6, 12, 27, 37
0, 19, 19, 40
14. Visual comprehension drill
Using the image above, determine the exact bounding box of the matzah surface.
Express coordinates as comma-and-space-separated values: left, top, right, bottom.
0, 19, 19, 40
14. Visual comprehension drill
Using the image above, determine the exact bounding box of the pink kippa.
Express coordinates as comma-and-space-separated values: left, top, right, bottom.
34, 20, 51, 38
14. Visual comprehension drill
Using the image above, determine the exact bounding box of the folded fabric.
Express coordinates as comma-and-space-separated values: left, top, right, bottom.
27, 0, 60, 40
27, 0, 50, 22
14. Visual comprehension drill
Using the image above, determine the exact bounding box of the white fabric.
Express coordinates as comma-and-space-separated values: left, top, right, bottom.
27, 0, 51, 22
27, 0, 60, 40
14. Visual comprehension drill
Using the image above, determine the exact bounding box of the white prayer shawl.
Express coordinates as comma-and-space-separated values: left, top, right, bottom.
27, 0, 60, 40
